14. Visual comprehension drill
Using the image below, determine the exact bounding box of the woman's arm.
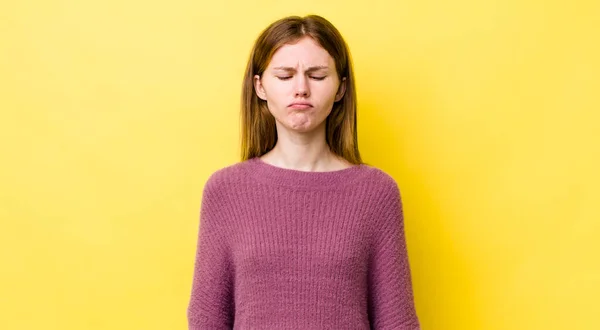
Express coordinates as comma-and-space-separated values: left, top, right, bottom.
187, 175, 234, 330
367, 179, 420, 330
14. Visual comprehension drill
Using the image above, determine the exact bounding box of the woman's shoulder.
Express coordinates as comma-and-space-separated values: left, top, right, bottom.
359, 162, 399, 185
203, 159, 255, 189
356, 163, 402, 198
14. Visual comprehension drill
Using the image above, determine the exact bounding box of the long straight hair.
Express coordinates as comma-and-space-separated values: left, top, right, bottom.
240, 15, 363, 164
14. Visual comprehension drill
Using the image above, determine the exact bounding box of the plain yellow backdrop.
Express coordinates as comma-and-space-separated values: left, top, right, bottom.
1, 0, 598, 329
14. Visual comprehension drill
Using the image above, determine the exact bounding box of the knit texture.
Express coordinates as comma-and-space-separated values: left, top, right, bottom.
187, 157, 420, 329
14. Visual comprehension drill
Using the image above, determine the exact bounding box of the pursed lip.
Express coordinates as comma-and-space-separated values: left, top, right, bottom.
288, 102, 313, 108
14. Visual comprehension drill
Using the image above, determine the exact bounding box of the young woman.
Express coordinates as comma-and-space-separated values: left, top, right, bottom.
187, 14, 421, 329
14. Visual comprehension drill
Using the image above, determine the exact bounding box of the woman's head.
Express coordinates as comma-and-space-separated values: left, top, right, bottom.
241, 15, 362, 164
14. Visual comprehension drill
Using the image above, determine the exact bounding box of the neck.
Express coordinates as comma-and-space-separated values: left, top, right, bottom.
262, 143, 337, 172
261, 124, 340, 172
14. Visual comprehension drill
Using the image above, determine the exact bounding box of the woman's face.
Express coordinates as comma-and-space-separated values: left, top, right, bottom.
254, 36, 346, 133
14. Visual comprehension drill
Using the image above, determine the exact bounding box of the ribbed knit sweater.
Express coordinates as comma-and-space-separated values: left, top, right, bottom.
187, 157, 420, 329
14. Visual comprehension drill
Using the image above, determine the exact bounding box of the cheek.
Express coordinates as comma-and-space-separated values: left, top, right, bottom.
315, 84, 339, 105
264, 93, 289, 118
264, 82, 288, 105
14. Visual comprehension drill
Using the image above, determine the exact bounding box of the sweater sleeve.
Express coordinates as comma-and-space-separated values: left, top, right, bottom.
187, 175, 234, 329
367, 179, 420, 330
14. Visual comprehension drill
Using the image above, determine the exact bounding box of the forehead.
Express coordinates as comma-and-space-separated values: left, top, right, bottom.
268, 37, 334, 68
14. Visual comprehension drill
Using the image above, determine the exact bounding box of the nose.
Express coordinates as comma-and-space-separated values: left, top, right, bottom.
294, 75, 310, 97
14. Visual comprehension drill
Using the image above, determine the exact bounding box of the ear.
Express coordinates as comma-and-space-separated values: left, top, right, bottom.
254, 74, 267, 101
334, 77, 347, 102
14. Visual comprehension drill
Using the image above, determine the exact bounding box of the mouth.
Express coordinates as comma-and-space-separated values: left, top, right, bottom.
288, 102, 313, 110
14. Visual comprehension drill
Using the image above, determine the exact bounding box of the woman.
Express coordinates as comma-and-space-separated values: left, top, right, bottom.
187, 14, 420, 329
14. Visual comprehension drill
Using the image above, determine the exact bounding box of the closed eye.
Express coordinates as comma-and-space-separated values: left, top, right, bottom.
276, 76, 327, 81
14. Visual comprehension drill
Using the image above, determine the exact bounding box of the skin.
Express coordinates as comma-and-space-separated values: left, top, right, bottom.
253, 36, 352, 172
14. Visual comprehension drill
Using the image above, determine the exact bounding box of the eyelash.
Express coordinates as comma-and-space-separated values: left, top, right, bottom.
277, 76, 326, 81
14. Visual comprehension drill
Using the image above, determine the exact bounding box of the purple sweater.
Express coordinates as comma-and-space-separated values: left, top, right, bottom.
187, 157, 420, 329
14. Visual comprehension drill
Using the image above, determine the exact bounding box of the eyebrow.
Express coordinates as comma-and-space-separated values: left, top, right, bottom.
272, 65, 329, 73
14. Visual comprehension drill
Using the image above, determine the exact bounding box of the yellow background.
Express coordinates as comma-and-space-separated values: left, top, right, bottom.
1, 0, 598, 329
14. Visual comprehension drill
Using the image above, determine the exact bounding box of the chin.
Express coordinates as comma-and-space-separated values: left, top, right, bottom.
288, 120, 327, 133
274, 113, 327, 134
286, 124, 314, 133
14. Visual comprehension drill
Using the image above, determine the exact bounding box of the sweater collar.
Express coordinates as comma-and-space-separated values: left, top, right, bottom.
246, 156, 368, 189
